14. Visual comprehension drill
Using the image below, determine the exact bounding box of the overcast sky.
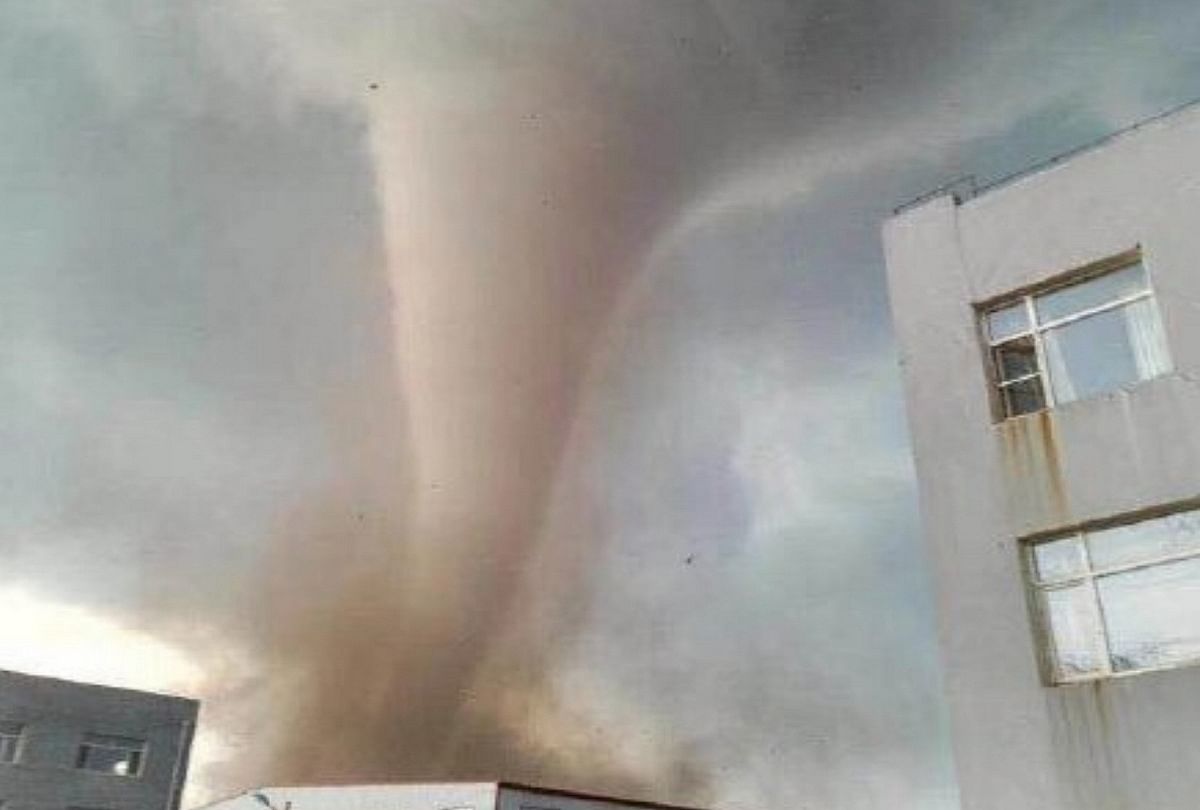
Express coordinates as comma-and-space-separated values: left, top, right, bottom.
5, 2, 1200, 808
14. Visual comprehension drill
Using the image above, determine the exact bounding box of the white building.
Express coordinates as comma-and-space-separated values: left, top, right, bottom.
198, 782, 711, 810
884, 102, 1200, 809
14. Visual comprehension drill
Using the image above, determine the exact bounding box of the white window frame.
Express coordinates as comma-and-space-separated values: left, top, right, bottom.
76, 733, 147, 778
1026, 508, 1200, 685
982, 250, 1165, 419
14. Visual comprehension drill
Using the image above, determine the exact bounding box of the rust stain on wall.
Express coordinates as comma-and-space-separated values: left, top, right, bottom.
997, 409, 1071, 531
1036, 410, 1069, 518
1047, 682, 1132, 810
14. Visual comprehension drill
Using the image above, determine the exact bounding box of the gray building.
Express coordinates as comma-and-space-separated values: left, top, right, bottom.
0, 670, 198, 810
884, 102, 1200, 810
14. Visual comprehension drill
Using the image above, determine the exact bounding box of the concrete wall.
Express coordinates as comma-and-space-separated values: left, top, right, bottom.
884, 104, 1200, 810
0, 670, 198, 810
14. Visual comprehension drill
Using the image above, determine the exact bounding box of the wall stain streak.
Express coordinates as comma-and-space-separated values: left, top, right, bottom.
1047, 683, 1133, 810
997, 409, 1071, 534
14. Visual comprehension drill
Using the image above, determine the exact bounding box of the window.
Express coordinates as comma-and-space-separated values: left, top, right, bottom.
0, 721, 22, 764
76, 733, 146, 777
983, 255, 1171, 418
1027, 505, 1200, 683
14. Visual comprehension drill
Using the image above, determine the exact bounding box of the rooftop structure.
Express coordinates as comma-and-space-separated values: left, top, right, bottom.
199, 782, 714, 810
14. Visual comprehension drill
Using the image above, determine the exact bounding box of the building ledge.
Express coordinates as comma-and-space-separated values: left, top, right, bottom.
892, 95, 1200, 216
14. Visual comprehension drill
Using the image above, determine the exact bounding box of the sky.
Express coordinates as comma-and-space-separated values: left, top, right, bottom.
4, 1, 1200, 808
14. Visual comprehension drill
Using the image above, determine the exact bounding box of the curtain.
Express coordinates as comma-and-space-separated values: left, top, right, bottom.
1042, 328, 1077, 404
1124, 297, 1172, 380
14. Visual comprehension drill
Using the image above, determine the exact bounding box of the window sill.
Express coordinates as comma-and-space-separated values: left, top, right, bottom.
1049, 653, 1200, 687
993, 370, 1179, 426
76, 768, 143, 779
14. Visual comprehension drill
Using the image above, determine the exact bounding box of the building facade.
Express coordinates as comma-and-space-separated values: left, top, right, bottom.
0, 670, 198, 810
884, 103, 1200, 810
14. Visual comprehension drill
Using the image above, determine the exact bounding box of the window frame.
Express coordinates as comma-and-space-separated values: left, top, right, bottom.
75, 733, 148, 778
1025, 502, 1200, 685
0, 721, 23, 765
980, 248, 1168, 420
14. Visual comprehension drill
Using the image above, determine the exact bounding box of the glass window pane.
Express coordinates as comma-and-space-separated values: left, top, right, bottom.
1000, 376, 1045, 417
1042, 583, 1109, 680
117, 750, 141, 776
1043, 304, 1153, 404
1088, 509, 1200, 571
987, 302, 1030, 342
1099, 556, 1200, 672
78, 744, 141, 775
993, 335, 1039, 382
1033, 536, 1089, 583
1035, 262, 1148, 323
